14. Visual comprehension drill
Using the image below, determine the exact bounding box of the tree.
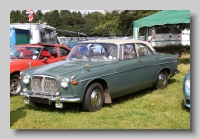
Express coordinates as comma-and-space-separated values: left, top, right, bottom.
33, 10, 43, 23
10, 10, 21, 23
19, 10, 29, 23
118, 10, 161, 36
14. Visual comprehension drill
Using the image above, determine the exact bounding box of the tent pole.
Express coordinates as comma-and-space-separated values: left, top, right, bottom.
134, 27, 138, 40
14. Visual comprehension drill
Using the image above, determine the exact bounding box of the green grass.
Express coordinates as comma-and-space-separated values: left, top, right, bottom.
10, 54, 190, 129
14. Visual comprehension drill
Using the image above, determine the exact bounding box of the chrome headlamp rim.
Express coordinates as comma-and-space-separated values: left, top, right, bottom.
23, 74, 31, 84
60, 77, 70, 88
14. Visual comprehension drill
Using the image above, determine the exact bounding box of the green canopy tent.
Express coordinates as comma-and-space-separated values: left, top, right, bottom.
133, 10, 190, 40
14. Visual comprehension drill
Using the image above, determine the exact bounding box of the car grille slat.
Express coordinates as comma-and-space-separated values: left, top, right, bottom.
31, 76, 58, 95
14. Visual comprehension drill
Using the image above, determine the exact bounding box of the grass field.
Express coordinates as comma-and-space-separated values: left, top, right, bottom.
10, 54, 190, 129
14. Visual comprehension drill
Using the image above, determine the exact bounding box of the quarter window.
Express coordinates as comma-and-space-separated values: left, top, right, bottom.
135, 43, 152, 57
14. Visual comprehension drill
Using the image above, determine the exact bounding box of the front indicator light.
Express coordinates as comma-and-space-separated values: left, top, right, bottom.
72, 81, 79, 85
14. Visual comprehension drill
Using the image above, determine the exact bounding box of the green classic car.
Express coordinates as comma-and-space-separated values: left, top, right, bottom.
20, 39, 179, 112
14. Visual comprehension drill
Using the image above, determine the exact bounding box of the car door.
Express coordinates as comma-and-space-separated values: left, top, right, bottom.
34, 46, 67, 66
114, 44, 143, 97
134, 43, 160, 88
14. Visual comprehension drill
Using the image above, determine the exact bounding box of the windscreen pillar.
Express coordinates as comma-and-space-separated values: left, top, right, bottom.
144, 27, 149, 41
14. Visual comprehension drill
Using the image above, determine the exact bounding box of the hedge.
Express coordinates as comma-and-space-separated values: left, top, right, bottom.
153, 44, 190, 56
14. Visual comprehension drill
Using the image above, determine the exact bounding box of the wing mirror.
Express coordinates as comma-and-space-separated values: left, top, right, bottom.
43, 57, 48, 62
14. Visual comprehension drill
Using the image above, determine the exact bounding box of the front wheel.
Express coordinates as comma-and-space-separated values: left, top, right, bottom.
82, 83, 104, 112
154, 70, 169, 90
10, 74, 21, 96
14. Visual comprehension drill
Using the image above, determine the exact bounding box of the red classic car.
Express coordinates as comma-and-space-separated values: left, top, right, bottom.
10, 43, 71, 96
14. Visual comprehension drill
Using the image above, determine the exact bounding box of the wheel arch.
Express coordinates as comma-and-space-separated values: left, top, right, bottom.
83, 78, 112, 104
158, 67, 170, 77
10, 71, 20, 78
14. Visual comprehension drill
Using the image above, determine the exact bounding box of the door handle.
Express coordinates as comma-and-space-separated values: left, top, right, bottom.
137, 60, 142, 64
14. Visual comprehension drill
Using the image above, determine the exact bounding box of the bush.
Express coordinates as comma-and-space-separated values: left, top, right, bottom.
154, 44, 190, 56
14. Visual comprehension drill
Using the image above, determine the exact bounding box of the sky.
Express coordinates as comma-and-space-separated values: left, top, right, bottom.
35, 10, 105, 14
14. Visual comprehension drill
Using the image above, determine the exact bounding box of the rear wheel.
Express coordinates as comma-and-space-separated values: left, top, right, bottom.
82, 83, 104, 112
10, 74, 21, 96
154, 70, 169, 90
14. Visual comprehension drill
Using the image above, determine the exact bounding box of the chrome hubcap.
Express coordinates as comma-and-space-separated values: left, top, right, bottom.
10, 78, 21, 94
91, 89, 101, 107
158, 73, 166, 87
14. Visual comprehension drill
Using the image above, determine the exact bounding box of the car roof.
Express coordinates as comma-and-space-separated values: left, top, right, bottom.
13, 43, 71, 51
79, 39, 156, 51
13, 43, 69, 49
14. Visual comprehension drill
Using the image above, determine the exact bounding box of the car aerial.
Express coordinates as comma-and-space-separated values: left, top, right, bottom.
183, 71, 190, 108
10, 43, 71, 96
20, 39, 179, 112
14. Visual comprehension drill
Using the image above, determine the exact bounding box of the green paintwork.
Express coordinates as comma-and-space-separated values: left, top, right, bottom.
20, 40, 179, 105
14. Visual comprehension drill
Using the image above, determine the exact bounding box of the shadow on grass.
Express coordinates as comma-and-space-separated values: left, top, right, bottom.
168, 78, 180, 85
10, 107, 27, 127
26, 102, 83, 113
104, 88, 153, 109
23, 79, 180, 113
181, 100, 190, 113
25, 87, 153, 113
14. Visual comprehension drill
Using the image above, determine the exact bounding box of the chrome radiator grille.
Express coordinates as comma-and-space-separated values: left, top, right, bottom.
31, 76, 58, 95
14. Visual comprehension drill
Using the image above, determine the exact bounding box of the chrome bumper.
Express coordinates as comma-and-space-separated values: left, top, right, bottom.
21, 92, 81, 108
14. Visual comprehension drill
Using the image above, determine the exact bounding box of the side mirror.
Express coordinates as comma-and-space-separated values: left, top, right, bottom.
42, 57, 48, 62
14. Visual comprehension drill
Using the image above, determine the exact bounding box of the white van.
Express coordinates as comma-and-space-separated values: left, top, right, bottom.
10, 23, 58, 44
151, 29, 190, 47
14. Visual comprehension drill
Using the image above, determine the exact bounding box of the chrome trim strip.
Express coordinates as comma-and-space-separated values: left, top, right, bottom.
32, 75, 56, 79
25, 94, 81, 103
79, 61, 178, 83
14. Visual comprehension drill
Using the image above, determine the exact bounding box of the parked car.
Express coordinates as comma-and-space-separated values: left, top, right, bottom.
182, 71, 190, 108
20, 39, 179, 112
10, 43, 71, 96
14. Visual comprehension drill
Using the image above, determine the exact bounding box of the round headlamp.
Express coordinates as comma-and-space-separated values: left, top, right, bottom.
185, 78, 190, 90
23, 74, 31, 84
60, 77, 70, 88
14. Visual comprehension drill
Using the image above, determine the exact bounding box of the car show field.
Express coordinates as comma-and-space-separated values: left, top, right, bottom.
10, 51, 190, 129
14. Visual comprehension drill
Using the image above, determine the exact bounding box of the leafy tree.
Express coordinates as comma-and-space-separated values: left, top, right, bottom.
99, 10, 120, 36
10, 10, 21, 23
10, 10, 190, 37
43, 11, 53, 24
19, 10, 29, 23
33, 10, 43, 23
82, 14, 96, 37
89, 11, 104, 36
118, 10, 161, 36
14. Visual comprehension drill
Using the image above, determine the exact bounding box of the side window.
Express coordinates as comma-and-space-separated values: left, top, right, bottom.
78, 45, 89, 55
135, 43, 152, 57
123, 44, 137, 59
107, 45, 117, 60
59, 47, 70, 57
43, 46, 57, 57
40, 32, 46, 42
